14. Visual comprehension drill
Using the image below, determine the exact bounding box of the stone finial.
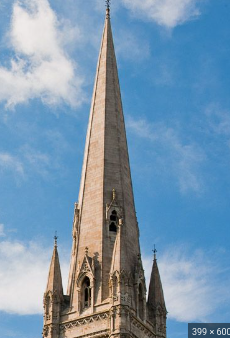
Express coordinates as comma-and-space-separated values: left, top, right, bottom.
153, 244, 157, 260
112, 188, 116, 201
106, 0, 110, 18
54, 231, 58, 247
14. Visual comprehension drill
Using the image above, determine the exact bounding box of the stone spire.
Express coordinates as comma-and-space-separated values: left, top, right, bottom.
147, 252, 167, 335
46, 236, 63, 298
43, 6, 167, 338
67, 6, 140, 303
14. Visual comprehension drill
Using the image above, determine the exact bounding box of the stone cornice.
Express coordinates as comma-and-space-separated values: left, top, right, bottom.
60, 311, 110, 331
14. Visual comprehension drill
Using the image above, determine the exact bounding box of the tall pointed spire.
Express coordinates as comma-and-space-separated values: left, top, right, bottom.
68, 5, 140, 301
78, 4, 136, 219
43, 6, 167, 338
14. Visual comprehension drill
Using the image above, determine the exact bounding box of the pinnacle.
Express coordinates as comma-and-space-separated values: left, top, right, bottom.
148, 257, 166, 310
46, 242, 63, 299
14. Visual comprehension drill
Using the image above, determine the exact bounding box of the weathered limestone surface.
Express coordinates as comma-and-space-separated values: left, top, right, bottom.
43, 8, 167, 338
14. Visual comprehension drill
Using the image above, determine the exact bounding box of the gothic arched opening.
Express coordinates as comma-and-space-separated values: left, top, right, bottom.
109, 210, 117, 232
81, 276, 91, 309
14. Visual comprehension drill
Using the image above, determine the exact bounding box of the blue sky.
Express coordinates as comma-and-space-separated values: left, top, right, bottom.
0, 0, 230, 337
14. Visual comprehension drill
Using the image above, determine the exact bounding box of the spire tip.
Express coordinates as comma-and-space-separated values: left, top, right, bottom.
105, 0, 111, 18
54, 231, 58, 247
152, 244, 157, 260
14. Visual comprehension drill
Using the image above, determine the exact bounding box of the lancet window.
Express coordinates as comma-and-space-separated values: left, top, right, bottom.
109, 210, 118, 232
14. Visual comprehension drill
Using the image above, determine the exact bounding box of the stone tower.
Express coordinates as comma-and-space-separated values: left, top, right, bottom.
43, 6, 167, 338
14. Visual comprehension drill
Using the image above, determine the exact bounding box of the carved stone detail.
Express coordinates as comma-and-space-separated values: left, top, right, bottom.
60, 312, 110, 331
131, 315, 156, 338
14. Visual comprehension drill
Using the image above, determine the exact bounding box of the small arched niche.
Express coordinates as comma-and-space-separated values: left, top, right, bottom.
81, 276, 91, 309
109, 210, 117, 232
113, 275, 118, 297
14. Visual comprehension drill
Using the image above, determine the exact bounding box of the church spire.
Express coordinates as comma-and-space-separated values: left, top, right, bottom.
43, 5, 166, 338
67, 1, 140, 302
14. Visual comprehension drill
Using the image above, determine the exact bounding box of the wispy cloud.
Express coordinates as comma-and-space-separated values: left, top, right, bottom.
0, 148, 51, 180
143, 247, 230, 322
0, 0, 85, 108
1, 230, 229, 320
0, 0, 203, 111
21, 145, 51, 178
0, 130, 71, 180
0, 148, 50, 183
205, 105, 230, 137
116, 29, 150, 62
127, 117, 205, 193
121, 0, 201, 28
0, 235, 69, 315
0, 152, 24, 176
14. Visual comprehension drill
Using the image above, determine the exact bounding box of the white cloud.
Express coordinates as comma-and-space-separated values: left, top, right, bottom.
0, 0, 85, 108
0, 230, 228, 319
121, 0, 201, 28
0, 237, 69, 315
0, 152, 24, 176
127, 117, 205, 193
143, 248, 230, 322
